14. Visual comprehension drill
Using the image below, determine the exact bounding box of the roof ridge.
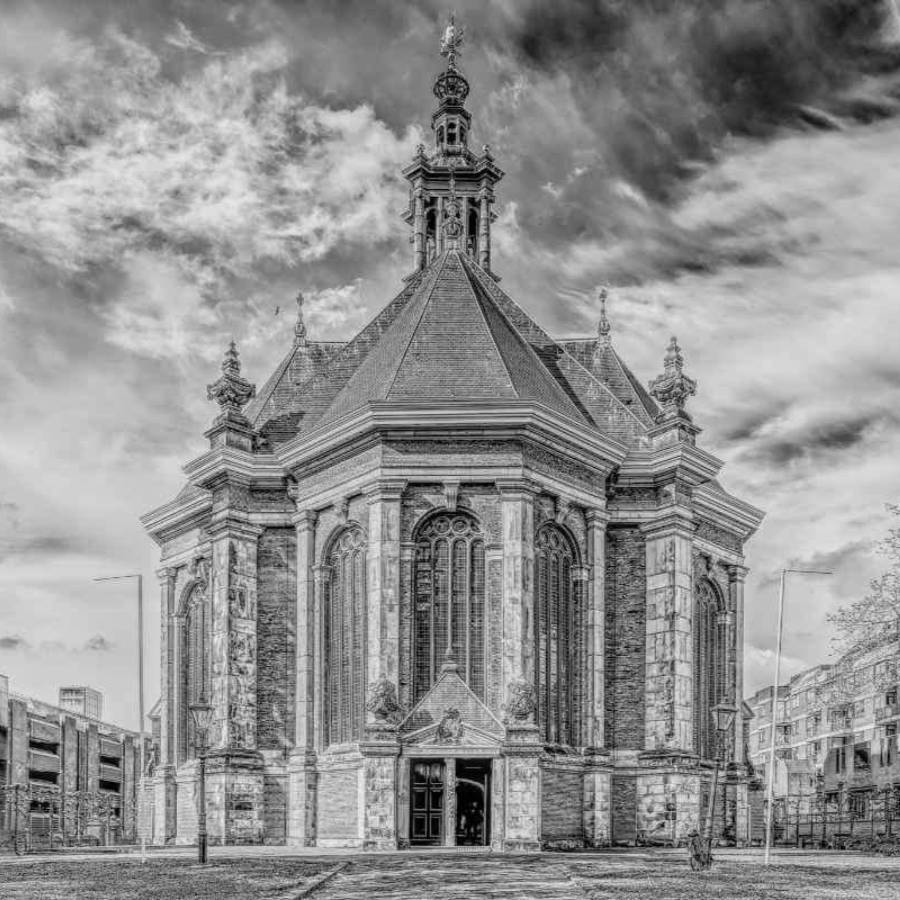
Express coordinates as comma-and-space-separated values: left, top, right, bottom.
382, 251, 459, 399
453, 251, 517, 396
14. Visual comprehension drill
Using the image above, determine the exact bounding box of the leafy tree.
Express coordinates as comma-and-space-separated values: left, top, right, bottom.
827, 504, 900, 655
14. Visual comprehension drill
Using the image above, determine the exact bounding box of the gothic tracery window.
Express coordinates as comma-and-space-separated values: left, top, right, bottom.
324, 525, 367, 746
694, 579, 728, 758
413, 512, 485, 704
534, 524, 579, 745
180, 584, 211, 762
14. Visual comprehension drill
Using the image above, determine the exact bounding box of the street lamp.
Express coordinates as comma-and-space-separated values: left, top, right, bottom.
763, 568, 833, 865
93, 573, 145, 862
692, 702, 737, 870
190, 693, 214, 864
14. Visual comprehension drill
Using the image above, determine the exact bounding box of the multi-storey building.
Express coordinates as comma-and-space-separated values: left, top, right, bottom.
0, 674, 145, 845
143, 23, 763, 850
747, 641, 900, 816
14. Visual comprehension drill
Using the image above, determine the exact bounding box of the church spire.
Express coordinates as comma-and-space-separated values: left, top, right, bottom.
401, 15, 504, 274
649, 336, 697, 423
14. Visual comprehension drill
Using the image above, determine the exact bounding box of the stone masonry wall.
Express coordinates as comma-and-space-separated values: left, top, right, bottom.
257, 527, 296, 750
605, 527, 646, 749
541, 763, 583, 846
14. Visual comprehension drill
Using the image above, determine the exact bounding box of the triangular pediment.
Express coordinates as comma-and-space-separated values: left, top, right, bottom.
399, 669, 504, 744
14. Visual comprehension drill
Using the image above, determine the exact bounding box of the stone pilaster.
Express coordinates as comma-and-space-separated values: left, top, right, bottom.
444, 757, 457, 847
157, 567, 177, 768
497, 480, 536, 695
312, 563, 330, 751
208, 518, 262, 752
642, 512, 695, 752
502, 730, 541, 851
582, 751, 612, 847
360, 737, 400, 849
365, 480, 405, 723
729, 564, 749, 764
288, 507, 317, 846
584, 509, 608, 749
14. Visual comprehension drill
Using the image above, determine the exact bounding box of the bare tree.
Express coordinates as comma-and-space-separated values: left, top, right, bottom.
827, 505, 900, 655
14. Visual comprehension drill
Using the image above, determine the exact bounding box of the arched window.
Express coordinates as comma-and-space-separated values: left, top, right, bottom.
534, 525, 579, 745
694, 580, 727, 758
180, 584, 211, 762
413, 512, 485, 704
447, 122, 457, 145
324, 526, 367, 746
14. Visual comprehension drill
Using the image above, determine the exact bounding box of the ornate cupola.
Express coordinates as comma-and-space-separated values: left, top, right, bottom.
402, 15, 504, 274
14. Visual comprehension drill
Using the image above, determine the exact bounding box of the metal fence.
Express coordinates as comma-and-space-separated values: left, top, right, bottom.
0, 784, 136, 854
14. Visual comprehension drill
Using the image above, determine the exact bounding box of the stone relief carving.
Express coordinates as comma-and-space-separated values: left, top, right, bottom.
504, 680, 537, 724
366, 673, 402, 724
227, 541, 255, 619
229, 631, 255, 676
436, 707, 463, 743
694, 518, 742, 553
228, 676, 256, 749
188, 555, 210, 592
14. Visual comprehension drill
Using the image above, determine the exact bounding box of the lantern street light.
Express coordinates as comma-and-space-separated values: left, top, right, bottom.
190, 694, 214, 864
691, 702, 737, 871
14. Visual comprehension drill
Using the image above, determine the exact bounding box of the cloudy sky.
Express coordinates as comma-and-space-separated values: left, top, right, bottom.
1, 0, 899, 729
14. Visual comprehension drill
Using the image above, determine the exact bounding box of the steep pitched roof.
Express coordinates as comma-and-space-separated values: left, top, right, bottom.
247, 250, 656, 449
309, 251, 589, 432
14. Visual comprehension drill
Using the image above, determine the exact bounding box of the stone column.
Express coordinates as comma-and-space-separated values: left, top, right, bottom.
436, 196, 445, 254
155, 566, 178, 845
288, 508, 317, 846
413, 185, 425, 270
207, 518, 264, 844
312, 564, 330, 752
584, 509, 608, 749
641, 513, 695, 752
729, 565, 748, 764
365, 480, 405, 724
478, 189, 491, 270
444, 758, 457, 847
497, 480, 536, 696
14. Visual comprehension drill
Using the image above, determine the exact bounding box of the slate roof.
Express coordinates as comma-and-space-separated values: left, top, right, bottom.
248, 249, 656, 449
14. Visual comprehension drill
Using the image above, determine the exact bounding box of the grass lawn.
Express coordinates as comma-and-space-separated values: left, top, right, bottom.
0, 857, 334, 900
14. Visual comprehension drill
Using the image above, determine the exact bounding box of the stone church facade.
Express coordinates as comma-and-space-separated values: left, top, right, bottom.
143, 27, 763, 850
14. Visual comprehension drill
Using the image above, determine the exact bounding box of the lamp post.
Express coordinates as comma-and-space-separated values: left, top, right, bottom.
190, 693, 214, 864
763, 568, 832, 865
692, 702, 737, 871
93, 573, 145, 862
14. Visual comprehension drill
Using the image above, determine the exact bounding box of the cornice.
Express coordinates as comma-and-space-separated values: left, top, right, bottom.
276, 400, 628, 477
141, 489, 213, 545
693, 481, 765, 539
618, 443, 723, 486
182, 447, 286, 490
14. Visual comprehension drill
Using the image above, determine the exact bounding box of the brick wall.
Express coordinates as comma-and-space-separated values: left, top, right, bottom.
257, 527, 297, 750
605, 527, 646, 749
611, 774, 637, 843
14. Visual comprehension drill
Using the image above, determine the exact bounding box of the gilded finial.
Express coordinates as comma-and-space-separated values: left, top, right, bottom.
294, 291, 307, 347
597, 287, 611, 346
440, 12, 465, 68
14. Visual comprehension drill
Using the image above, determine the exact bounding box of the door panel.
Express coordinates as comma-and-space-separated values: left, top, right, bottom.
410, 760, 444, 845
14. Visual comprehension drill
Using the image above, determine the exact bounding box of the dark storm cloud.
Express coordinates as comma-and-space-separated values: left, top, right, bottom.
83, 634, 113, 652
0, 634, 30, 651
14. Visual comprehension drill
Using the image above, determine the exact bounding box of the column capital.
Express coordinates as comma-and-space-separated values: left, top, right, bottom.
206, 517, 264, 540
312, 564, 332, 586
584, 507, 610, 528
155, 565, 178, 581
572, 564, 592, 583
727, 563, 750, 583
639, 509, 695, 540
495, 477, 538, 499
364, 479, 407, 503
291, 508, 318, 530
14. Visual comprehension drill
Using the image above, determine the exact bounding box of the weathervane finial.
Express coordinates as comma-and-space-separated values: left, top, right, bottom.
597, 287, 611, 346
440, 12, 465, 68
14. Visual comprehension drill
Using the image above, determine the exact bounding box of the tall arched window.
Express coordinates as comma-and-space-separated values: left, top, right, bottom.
324, 526, 366, 746
534, 525, 579, 745
413, 512, 485, 704
694, 579, 727, 758
179, 584, 211, 762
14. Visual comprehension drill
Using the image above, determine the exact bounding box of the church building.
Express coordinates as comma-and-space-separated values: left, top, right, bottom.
143, 23, 764, 850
